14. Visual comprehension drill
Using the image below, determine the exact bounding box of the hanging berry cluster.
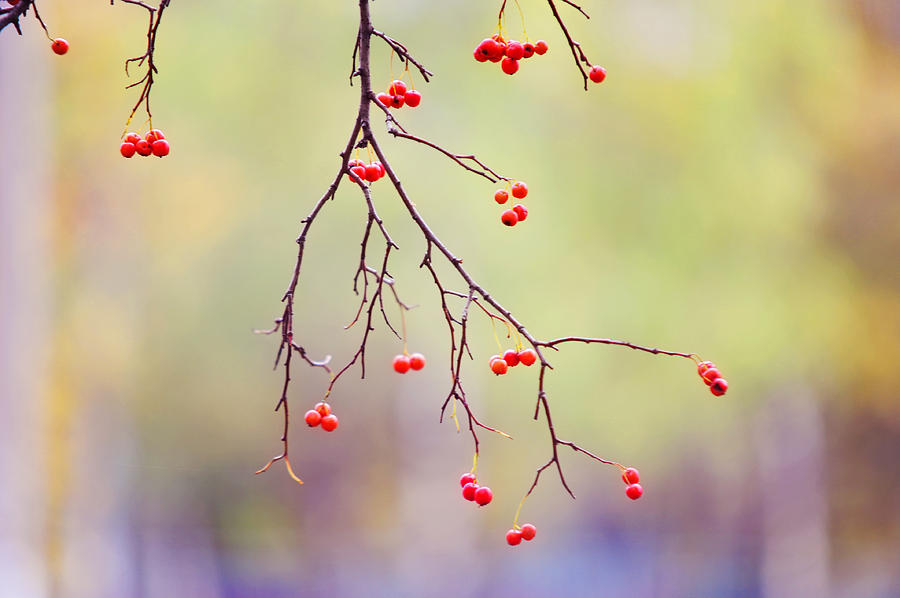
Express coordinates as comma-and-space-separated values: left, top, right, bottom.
376, 80, 422, 110
120, 129, 170, 158
621, 467, 643, 500
473, 35, 548, 76
304, 402, 339, 432
393, 352, 426, 374
506, 523, 537, 546
489, 347, 536, 375
347, 158, 386, 183
493, 180, 530, 227
697, 361, 729, 397
460, 472, 494, 507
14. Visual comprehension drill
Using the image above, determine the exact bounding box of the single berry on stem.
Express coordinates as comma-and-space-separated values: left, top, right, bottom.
304, 410, 322, 427
320, 414, 339, 432
135, 139, 152, 156
389, 80, 407, 96
501, 209, 518, 227
501, 57, 519, 75
511, 181, 528, 198
490, 357, 508, 375
460, 473, 477, 487
409, 353, 426, 371
51, 38, 69, 55
512, 204, 528, 221
474, 486, 493, 506
622, 467, 640, 485
365, 164, 382, 182
376, 92, 392, 107
589, 65, 607, 83
534, 40, 548, 55
390, 95, 405, 109
315, 402, 331, 416
697, 361, 715, 375
522, 42, 535, 59
506, 529, 522, 546
710, 378, 728, 396
494, 189, 509, 204
702, 368, 721, 385
462, 482, 479, 501
502, 349, 519, 367
520, 524, 537, 541
404, 90, 422, 107
151, 139, 170, 157
505, 41, 525, 60
626, 483, 643, 500
393, 354, 411, 373
120, 143, 136, 158
124, 132, 141, 145
517, 348, 537, 366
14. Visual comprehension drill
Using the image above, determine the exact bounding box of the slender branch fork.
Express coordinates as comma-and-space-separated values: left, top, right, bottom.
256, 0, 700, 514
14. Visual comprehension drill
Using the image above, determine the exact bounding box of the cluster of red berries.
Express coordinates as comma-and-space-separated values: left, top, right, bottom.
494, 181, 529, 227
697, 361, 729, 397
120, 129, 170, 159
506, 523, 537, 546
51, 38, 69, 55
460, 473, 493, 506
489, 347, 536, 375
347, 158, 385, 184
392, 353, 426, 374
473, 35, 548, 76
375, 80, 421, 110
621, 467, 643, 500
304, 402, 339, 432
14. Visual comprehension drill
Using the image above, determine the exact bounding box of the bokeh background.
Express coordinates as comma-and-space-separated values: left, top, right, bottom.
2, 0, 899, 596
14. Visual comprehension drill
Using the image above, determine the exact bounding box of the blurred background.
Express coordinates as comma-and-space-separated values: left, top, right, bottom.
1, 0, 899, 596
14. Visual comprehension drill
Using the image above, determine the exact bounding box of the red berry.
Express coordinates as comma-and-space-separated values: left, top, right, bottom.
409, 353, 426, 371
460, 473, 477, 487
124, 132, 141, 145
135, 139, 152, 156
622, 467, 640, 485
494, 189, 509, 204
315, 402, 331, 417
710, 378, 728, 396
376, 92, 392, 107
350, 165, 367, 182
501, 209, 518, 226
390, 94, 405, 109
589, 65, 607, 83
701, 368, 721, 385
522, 42, 535, 59
146, 128, 165, 143
474, 486, 493, 506
320, 414, 339, 432
474, 47, 489, 62
502, 349, 519, 367
393, 354, 411, 373
697, 361, 715, 375
304, 410, 321, 427
8, 0, 21, 5
626, 483, 643, 500
505, 41, 525, 60
501, 57, 519, 75
120, 142, 136, 158
365, 164, 381, 182
348, 158, 364, 168
51, 38, 69, 55
374, 161, 386, 177
462, 482, 479, 501
490, 357, 508, 375
389, 80, 407, 96
404, 90, 421, 107
506, 529, 522, 546
512, 204, 528, 221
520, 523, 536, 541
151, 139, 170, 157
517, 348, 537, 366
511, 181, 528, 199
534, 40, 548, 55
